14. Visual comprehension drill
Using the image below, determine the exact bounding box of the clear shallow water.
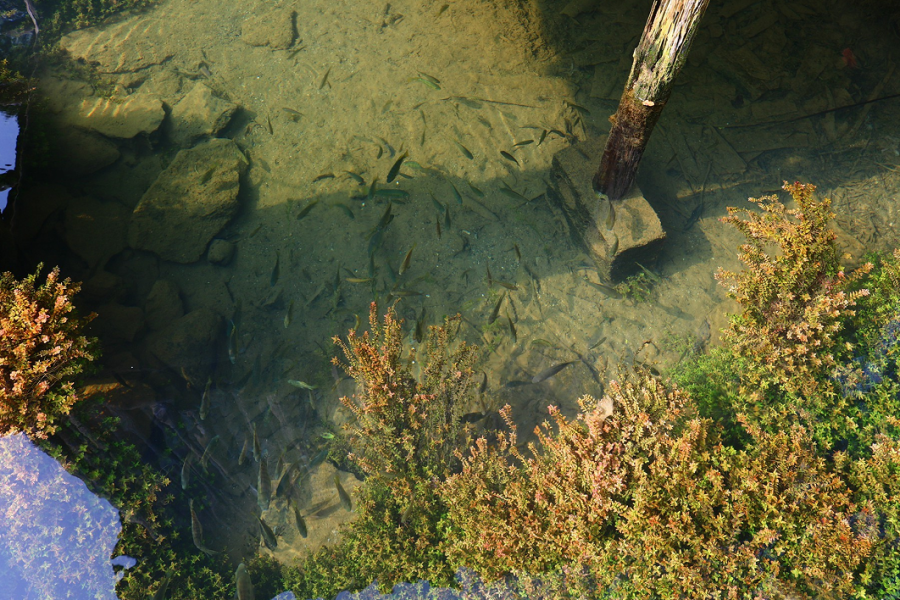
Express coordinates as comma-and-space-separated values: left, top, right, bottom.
3, 0, 900, 596
0, 110, 17, 212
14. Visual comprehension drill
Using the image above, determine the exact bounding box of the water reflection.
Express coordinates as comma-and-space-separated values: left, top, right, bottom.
0, 433, 122, 600
0, 110, 17, 213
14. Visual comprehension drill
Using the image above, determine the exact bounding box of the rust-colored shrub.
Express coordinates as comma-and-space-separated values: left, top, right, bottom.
0, 266, 95, 439
442, 373, 875, 598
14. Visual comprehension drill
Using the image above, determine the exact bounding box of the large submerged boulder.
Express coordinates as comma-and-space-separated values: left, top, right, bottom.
168, 82, 238, 147
128, 138, 247, 263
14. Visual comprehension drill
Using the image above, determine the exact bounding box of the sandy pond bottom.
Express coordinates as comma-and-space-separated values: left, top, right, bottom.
11, 0, 900, 573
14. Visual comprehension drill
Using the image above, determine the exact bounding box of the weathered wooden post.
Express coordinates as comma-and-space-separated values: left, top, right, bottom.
594, 0, 711, 200
551, 0, 710, 281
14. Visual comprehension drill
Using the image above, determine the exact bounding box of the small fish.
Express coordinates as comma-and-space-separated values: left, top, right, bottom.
488, 293, 505, 324
313, 173, 335, 183
345, 277, 374, 284
429, 193, 445, 215
531, 339, 556, 348
308, 448, 329, 470
495, 280, 518, 291
392, 289, 423, 297
284, 299, 294, 328
374, 189, 410, 199
274, 463, 297, 497
452, 140, 473, 160
235, 563, 255, 600
275, 451, 286, 480
239, 437, 250, 466
199, 167, 215, 185
368, 177, 378, 200
270, 252, 280, 287
199, 376, 212, 420
565, 101, 591, 116
386, 151, 409, 184
265, 115, 273, 134
344, 170, 365, 185
335, 203, 355, 219
319, 67, 331, 89
258, 459, 272, 512
399, 245, 415, 276
258, 516, 278, 550
292, 501, 308, 538
605, 201, 616, 230
500, 150, 519, 165
514, 244, 521, 261
449, 181, 462, 205
252, 423, 261, 462
683, 201, 704, 232
414, 312, 426, 343
532, 360, 578, 384
335, 474, 352, 511
296, 199, 319, 220
320, 432, 335, 440
478, 372, 488, 394
377, 137, 396, 158
227, 320, 238, 364
282, 107, 303, 121
181, 454, 193, 490
537, 129, 548, 145
410, 76, 441, 90
467, 181, 485, 197
417, 71, 441, 85
199, 435, 220, 472
152, 568, 174, 600
507, 314, 517, 341
189, 500, 219, 556
444, 206, 451, 228
288, 380, 317, 390
514, 140, 534, 146
436, 220, 442, 238
498, 183, 528, 202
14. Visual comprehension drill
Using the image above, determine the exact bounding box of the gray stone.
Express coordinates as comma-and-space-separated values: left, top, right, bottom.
52, 127, 120, 175
146, 308, 221, 384
241, 8, 295, 50
144, 280, 184, 331
207, 239, 235, 265
550, 136, 666, 282
128, 138, 248, 263
64, 196, 129, 268
168, 82, 237, 147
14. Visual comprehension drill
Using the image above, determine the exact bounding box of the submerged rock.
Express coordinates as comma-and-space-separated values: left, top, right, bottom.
64, 196, 129, 268
60, 16, 174, 73
241, 8, 296, 50
128, 138, 247, 263
144, 279, 184, 331
168, 82, 238, 147
146, 308, 221, 385
207, 239, 235, 266
52, 128, 120, 175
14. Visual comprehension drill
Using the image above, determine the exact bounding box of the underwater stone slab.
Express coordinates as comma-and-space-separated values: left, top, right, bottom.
128, 138, 247, 263
168, 82, 237, 147
71, 94, 165, 139
144, 279, 184, 331
241, 8, 296, 50
550, 136, 665, 282
60, 16, 174, 73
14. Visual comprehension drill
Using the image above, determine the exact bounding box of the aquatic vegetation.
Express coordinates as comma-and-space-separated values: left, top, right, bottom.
0, 266, 96, 439
441, 374, 874, 598
614, 270, 654, 302
715, 181, 873, 446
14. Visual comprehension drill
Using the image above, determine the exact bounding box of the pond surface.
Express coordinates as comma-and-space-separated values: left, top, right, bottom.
3, 0, 900, 596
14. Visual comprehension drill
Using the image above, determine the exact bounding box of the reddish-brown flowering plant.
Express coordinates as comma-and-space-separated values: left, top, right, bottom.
0, 266, 96, 439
